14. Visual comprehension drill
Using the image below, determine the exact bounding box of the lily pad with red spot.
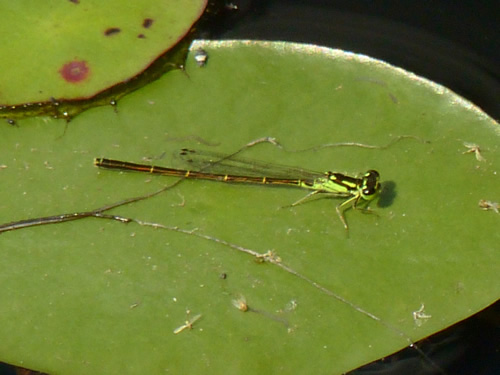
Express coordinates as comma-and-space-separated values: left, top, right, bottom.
0, 0, 207, 106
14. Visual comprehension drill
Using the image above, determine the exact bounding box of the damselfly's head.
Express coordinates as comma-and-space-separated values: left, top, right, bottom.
360, 170, 381, 201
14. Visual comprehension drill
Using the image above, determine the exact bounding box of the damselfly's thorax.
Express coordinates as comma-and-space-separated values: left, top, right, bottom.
322, 170, 380, 201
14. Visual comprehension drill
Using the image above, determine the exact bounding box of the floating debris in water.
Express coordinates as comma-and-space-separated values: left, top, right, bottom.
194, 48, 208, 67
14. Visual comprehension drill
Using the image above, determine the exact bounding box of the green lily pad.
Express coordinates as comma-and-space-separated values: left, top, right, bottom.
0, 0, 207, 104
0, 40, 498, 374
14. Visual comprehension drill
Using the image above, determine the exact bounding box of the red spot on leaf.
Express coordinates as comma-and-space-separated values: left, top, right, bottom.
59, 60, 90, 83
104, 27, 121, 36
142, 18, 154, 28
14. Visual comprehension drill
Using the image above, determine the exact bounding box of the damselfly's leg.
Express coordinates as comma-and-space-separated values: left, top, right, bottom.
337, 194, 379, 230
290, 190, 322, 207
336, 195, 359, 230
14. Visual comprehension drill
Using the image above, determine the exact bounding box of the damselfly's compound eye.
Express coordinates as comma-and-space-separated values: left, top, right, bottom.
361, 170, 381, 200
363, 187, 376, 196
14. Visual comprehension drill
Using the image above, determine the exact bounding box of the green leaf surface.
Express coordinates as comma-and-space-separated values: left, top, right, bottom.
0, 40, 498, 374
0, 0, 207, 103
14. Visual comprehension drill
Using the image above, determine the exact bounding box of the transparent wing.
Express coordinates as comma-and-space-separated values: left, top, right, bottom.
177, 148, 325, 180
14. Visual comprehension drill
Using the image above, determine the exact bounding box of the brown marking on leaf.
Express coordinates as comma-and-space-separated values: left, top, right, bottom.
104, 27, 121, 36
68, 0, 80, 4
142, 18, 154, 28
138, 34, 146, 39
59, 60, 90, 83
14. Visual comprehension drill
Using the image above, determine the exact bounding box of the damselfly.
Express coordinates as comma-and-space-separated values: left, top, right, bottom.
94, 149, 381, 230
